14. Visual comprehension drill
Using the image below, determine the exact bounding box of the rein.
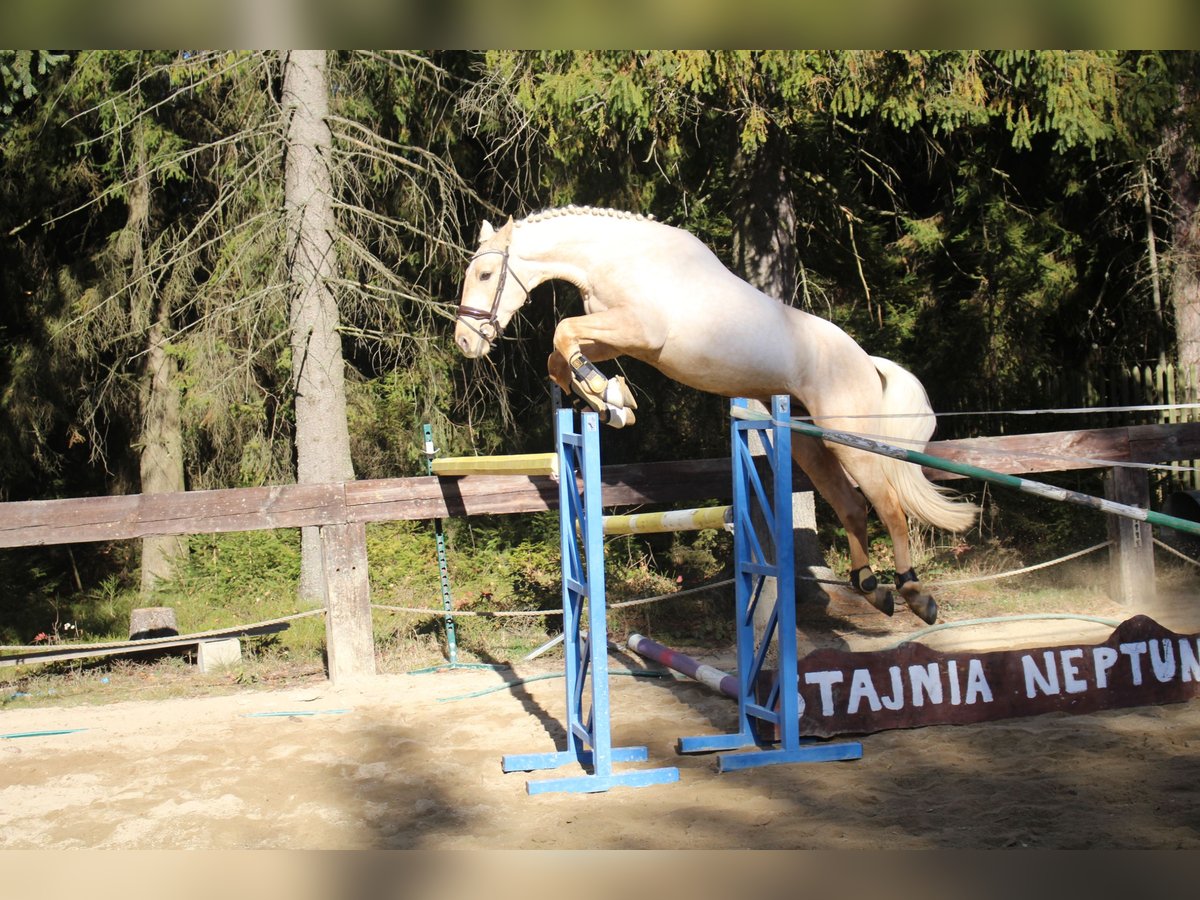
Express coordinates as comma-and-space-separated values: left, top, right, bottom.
456, 248, 529, 348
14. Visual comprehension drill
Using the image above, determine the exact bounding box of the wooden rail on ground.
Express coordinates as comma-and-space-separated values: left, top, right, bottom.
4, 422, 1198, 681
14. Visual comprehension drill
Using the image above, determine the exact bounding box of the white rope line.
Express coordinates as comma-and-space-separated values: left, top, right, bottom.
783, 422, 1200, 475
1153, 537, 1200, 568
372, 603, 560, 618
608, 578, 733, 609
792, 401, 1200, 421
371, 577, 735, 619
930, 541, 1111, 586
0, 608, 326, 653
372, 540, 1115, 622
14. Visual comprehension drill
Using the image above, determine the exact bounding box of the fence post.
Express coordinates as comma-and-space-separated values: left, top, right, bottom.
320, 521, 376, 682
1103, 466, 1157, 610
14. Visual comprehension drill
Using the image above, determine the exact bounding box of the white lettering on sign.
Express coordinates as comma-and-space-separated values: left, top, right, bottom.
881, 667, 905, 711
1061, 648, 1088, 694
1016, 641, 1200, 700
796, 622, 1200, 733
1023, 651, 1060, 699
1094, 646, 1119, 688
1120, 642, 1147, 686
965, 658, 993, 704
1182, 639, 1200, 682
909, 663, 942, 707
805, 658, 997, 717
847, 669, 881, 714
804, 670, 844, 716
1150, 640, 1176, 683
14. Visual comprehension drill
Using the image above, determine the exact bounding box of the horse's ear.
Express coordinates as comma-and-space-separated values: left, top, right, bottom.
478, 220, 495, 243
497, 216, 515, 240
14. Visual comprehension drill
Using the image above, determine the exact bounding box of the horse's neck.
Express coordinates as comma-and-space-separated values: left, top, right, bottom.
512, 215, 642, 297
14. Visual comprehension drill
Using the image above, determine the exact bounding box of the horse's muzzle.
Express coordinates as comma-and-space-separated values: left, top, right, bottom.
455, 324, 491, 358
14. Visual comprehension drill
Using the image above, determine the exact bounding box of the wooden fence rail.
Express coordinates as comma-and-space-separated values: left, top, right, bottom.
4, 421, 1200, 681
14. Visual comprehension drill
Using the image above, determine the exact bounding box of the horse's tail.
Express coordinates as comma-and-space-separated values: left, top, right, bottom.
870, 356, 978, 533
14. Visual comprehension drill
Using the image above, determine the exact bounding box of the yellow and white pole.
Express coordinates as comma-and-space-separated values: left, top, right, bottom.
602, 505, 732, 536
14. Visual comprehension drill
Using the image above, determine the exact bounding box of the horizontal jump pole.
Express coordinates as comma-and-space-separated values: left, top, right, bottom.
731, 407, 1200, 538
430, 452, 558, 478
626, 633, 737, 698
603, 505, 732, 536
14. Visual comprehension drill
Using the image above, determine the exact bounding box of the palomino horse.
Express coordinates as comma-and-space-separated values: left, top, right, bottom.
454, 206, 976, 623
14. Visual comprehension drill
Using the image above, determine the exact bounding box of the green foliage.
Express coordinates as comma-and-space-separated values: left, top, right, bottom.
0, 50, 67, 121
0, 544, 138, 644
4, 51, 1200, 662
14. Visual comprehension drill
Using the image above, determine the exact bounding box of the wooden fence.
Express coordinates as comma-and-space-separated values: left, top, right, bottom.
4, 422, 1200, 682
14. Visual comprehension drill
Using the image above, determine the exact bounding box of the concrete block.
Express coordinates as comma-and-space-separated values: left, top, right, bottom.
197, 637, 241, 673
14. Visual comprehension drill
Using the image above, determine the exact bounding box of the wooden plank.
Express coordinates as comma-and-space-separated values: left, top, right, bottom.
1, 483, 344, 547
1127, 422, 1200, 464
5, 423, 1200, 549
320, 522, 376, 683
0, 621, 290, 668
1105, 467, 1157, 610
921, 426, 1133, 481
345, 473, 559, 520
343, 458, 805, 522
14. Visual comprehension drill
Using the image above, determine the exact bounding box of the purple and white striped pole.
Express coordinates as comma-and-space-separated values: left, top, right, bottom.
626, 633, 737, 699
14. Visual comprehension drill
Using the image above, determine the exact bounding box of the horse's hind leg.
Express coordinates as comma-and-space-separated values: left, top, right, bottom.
789, 436, 894, 617
846, 460, 938, 625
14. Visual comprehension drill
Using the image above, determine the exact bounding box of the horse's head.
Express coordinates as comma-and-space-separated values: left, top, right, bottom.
455, 217, 529, 358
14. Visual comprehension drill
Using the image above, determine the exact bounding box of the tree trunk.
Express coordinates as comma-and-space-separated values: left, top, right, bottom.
139, 313, 187, 592
1167, 126, 1200, 380
282, 50, 357, 607
128, 126, 186, 595
730, 141, 833, 650
731, 143, 799, 305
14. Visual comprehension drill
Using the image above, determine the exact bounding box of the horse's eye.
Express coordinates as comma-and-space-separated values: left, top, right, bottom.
479, 271, 492, 281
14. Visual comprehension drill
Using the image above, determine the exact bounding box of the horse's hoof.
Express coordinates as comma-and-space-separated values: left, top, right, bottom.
604, 375, 638, 410
904, 592, 938, 625
866, 587, 894, 616
605, 405, 636, 428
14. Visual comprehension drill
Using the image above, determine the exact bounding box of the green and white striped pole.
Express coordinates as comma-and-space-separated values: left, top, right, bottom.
730, 406, 1200, 538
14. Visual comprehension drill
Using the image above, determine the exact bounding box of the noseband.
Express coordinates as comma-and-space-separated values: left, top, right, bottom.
456, 248, 530, 349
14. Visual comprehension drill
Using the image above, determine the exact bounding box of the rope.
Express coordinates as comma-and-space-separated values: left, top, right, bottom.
888, 612, 1123, 649
374, 539, 1122, 624
371, 576, 735, 620
1153, 537, 1200, 568
373, 603, 561, 619
610, 578, 732, 609
791, 401, 1200, 421
0, 608, 326, 653
931, 541, 1111, 586
436, 668, 667, 703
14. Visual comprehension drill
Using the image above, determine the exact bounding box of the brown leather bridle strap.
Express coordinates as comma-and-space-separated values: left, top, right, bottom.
456, 248, 530, 348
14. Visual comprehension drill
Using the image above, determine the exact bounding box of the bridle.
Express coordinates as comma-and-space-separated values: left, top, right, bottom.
456, 247, 530, 350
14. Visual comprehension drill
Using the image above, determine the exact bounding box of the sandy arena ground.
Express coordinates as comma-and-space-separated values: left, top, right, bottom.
2, 588, 1198, 849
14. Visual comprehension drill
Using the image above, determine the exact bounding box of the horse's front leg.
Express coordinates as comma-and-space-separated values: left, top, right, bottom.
549, 310, 657, 429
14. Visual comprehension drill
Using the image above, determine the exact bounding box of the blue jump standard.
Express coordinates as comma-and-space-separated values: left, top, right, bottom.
501, 408, 678, 794
677, 396, 862, 772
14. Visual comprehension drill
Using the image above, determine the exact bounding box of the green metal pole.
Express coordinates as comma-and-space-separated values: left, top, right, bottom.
731, 407, 1200, 538
423, 423, 458, 665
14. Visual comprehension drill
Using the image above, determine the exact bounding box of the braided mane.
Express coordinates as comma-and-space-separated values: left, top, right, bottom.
518, 205, 655, 227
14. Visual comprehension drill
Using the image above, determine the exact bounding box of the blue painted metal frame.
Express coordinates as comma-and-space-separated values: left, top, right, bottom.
678, 396, 863, 771
501, 408, 679, 794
